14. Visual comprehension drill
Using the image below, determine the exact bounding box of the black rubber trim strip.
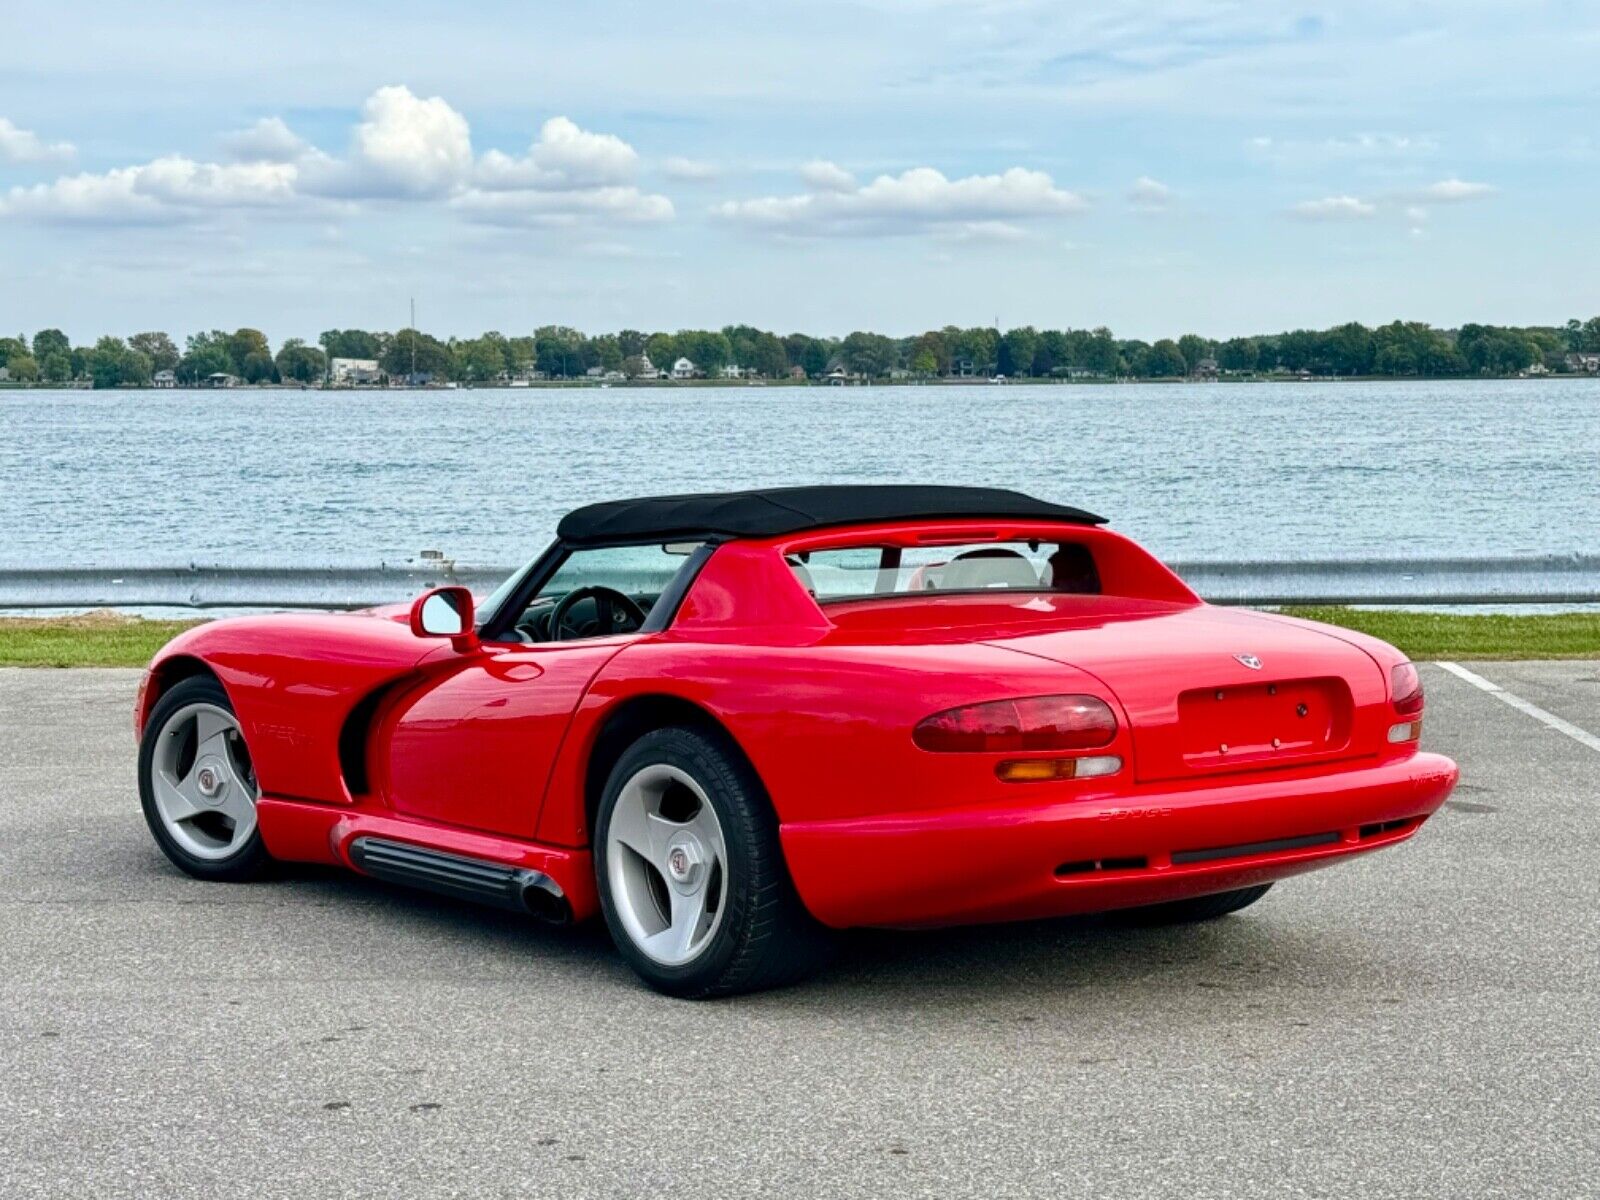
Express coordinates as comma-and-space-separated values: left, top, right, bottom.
349, 836, 567, 920
1171, 830, 1341, 865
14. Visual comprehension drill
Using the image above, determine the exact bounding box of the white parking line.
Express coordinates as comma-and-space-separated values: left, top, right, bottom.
1435, 662, 1600, 754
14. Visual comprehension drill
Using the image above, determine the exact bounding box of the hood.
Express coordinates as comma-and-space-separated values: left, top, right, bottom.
357, 602, 416, 625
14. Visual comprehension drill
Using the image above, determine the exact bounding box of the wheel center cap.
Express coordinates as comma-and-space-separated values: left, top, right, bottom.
664, 834, 704, 885
196, 760, 226, 801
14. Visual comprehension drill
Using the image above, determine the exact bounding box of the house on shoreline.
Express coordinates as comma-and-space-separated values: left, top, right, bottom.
330, 357, 383, 386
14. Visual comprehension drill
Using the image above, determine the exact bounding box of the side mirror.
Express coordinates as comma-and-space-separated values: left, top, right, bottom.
409, 586, 478, 651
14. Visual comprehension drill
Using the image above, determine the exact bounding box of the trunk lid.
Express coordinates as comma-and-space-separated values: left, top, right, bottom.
983, 605, 1389, 783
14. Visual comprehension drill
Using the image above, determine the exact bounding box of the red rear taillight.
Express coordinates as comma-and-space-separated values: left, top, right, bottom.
1391, 662, 1424, 715
913, 694, 1117, 753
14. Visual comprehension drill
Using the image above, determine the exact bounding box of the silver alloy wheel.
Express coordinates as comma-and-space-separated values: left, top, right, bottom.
149, 701, 260, 861
606, 763, 729, 966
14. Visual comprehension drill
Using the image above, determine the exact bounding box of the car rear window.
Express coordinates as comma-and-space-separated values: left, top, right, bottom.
791, 541, 1101, 601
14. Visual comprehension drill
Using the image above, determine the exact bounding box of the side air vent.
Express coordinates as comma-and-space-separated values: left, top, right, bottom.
338, 687, 393, 799
1358, 817, 1417, 840
348, 837, 569, 924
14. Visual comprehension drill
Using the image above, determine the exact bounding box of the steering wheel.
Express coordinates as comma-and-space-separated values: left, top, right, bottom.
549, 585, 648, 642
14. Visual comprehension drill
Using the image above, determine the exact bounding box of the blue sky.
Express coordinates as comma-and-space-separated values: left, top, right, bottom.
2, 1, 1596, 343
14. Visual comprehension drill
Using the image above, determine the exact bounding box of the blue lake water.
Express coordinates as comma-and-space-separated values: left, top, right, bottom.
4, 380, 1597, 565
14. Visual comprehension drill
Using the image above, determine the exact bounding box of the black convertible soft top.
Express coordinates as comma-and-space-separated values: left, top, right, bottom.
557, 485, 1106, 546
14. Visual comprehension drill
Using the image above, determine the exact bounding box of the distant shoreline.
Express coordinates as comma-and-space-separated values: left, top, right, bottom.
4, 373, 1597, 393
8, 319, 1597, 389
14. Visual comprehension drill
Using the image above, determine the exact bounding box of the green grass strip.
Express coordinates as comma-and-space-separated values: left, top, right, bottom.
0, 615, 203, 667
2, 607, 1597, 667
1281, 606, 1600, 660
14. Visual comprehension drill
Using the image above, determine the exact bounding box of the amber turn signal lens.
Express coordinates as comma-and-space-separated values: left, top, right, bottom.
996, 755, 1123, 783
1387, 720, 1421, 743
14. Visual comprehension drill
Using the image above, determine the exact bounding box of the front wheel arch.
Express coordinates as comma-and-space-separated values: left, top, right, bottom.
138, 673, 272, 881
139, 654, 223, 735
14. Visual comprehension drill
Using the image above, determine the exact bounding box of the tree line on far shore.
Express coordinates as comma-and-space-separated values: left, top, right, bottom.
4, 316, 1600, 389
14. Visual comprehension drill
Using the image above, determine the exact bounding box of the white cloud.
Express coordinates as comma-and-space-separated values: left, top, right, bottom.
661, 156, 718, 182
1405, 177, 1495, 203
0, 168, 172, 224
475, 116, 639, 191
798, 160, 857, 193
0, 116, 75, 164
716, 165, 1086, 237
1, 86, 671, 233
1128, 175, 1174, 211
221, 117, 310, 164
304, 84, 474, 198
528, 116, 637, 186
1285, 182, 1488, 226
1291, 194, 1376, 220
0, 156, 296, 225
1249, 132, 1437, 163
463, 115, 668, 225
135, 156, 299, 207
452, 185, 672, 227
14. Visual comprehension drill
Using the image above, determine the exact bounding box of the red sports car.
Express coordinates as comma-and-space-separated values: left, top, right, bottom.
136, 486, 1458, 997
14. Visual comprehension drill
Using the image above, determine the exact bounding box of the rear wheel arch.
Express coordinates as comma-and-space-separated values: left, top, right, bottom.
590, 715, 832, 996
583, 694, 767, 841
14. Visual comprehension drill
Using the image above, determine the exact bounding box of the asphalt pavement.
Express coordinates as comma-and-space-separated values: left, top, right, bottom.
1, 663, 1597, 1199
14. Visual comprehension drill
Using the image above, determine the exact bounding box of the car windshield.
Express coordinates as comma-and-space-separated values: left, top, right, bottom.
791, 540, 1101, 601
478, 542, 701, 626
479, 554, 540, 620
534, 543, 701, 603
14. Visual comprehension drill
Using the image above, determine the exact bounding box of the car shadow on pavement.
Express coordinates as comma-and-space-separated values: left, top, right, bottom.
817, 916, 1310, 1001
261, 861, 1372, 1007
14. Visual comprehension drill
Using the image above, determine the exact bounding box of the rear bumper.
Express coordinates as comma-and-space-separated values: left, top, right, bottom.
779, 752, 1458, 928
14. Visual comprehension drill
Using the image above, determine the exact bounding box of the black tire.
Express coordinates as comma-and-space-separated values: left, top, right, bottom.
138, 675, 272, 882
594, 726, 832, 998
1118, 883, 1273, 926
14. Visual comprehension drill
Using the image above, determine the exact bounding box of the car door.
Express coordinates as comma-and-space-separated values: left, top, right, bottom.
376, 635, 634, 840
372, 541, 705, 840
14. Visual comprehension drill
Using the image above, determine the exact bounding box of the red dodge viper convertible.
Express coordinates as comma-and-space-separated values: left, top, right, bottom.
136, 486, 1458, 997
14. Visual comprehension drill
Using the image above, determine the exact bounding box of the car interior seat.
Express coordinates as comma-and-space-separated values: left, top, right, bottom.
933, 548, 1041, 591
